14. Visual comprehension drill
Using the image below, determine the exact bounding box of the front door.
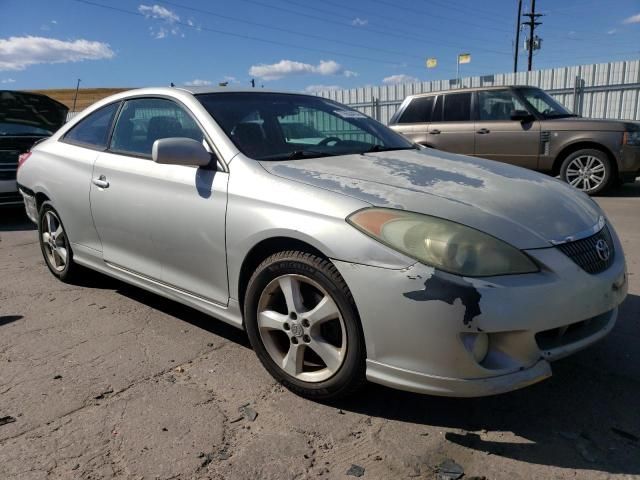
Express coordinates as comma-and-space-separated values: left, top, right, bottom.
89, 97, 229, 304
473, 89, 541, 169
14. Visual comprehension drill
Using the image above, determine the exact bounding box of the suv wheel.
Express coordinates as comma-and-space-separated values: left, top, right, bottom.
244, 251, 366, 400
560, 149, 612, 195
38, 202, 79, 281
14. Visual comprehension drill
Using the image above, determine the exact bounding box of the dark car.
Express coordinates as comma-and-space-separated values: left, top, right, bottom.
1, 90, 68, 205
389, 86, 640, 194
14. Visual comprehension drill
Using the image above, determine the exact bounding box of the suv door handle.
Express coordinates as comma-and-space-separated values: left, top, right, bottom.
92, 175, 109, 188
476, 128, 491, 134
429, 129, 441, 135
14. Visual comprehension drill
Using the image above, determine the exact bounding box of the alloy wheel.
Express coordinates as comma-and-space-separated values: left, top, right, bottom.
257, 274, 346, 383
565, 155, 607, 193
41, 210, 68, 272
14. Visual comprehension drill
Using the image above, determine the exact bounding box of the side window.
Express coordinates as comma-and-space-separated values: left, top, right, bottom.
110, 98, 204, 157
443, 93, 471, 122
398, 96, 434, 124
477, 90, 527, 121
63, 102, 119, 149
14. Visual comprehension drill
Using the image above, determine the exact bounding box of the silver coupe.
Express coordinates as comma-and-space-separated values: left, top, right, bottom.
17, 87, 628, 400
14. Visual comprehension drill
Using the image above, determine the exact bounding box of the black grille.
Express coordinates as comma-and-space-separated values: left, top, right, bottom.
556, 226, 614, 274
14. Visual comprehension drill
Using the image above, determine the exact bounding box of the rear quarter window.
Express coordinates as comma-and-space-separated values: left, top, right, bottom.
396, 96, 435, 124
63, 102, 120, 150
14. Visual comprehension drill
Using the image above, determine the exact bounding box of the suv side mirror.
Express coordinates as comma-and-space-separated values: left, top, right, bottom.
510, 110, 534, 122
152, 137, 214, 168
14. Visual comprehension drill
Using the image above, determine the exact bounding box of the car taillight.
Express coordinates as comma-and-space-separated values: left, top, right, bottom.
18, 152, 32, 169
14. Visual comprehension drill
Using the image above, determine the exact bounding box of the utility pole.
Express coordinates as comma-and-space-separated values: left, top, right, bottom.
71, 78, 81, 113
513, 0, 522, 73
522, 0, 543, 71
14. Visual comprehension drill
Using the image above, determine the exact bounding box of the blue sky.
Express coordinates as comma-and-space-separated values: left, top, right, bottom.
1, 0, 640, 92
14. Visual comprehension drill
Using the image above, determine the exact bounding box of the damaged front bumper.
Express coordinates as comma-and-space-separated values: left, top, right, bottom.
333, 226, 627, 397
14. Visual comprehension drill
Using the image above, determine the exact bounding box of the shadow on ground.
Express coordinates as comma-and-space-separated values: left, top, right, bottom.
603, 180, 640, 198
0, 206, 35, 232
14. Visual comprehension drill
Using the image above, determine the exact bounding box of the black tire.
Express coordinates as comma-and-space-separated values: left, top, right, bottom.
244, 251, 366, 401
559, 148, 613, 195
38, 202, 79, 282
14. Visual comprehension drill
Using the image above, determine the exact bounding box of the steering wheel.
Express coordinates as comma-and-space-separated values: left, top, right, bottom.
541, 108, 554, 116
318, 136, 342, 146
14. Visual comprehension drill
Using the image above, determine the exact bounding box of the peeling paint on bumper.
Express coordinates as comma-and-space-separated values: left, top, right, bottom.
332, 225, 627, 396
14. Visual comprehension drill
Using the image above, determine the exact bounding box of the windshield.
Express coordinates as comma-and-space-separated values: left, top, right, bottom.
517, 87, 574, 119
0, 122, 52, 136
196, 92, 415, 160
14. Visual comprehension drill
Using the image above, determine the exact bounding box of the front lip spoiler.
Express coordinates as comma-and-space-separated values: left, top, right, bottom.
548, 215, 605, 245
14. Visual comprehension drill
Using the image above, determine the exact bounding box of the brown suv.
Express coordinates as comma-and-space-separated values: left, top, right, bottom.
389, 86, 640, 194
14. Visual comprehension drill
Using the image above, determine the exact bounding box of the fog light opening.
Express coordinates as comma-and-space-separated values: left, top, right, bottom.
461, 332, 489, 364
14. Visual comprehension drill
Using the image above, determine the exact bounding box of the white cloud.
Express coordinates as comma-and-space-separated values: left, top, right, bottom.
138, 4, 179, 23
223, 75, 240, 84
184, 79, 212, 86
344, 70, 358, 78
623, 13, 640, 24
139, 4, 182, 39
304, 84, 342, 93
382, 74, 419, 84
1, 78, 16, 83
607, 28, 617, 35
0, 36, 114, 71
249, 59, 356, 81
352, 17, 368, 26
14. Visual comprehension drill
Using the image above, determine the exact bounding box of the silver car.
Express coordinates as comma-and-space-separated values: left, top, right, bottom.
17, 87, 628, 400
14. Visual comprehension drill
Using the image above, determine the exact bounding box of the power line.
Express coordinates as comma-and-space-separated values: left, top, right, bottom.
369, 0, 514, 34
70, 0, 409, 67
234, 0, 511, 56
155, 0, 425, 62
293, 0, 513, 53
423, 0, 513, 23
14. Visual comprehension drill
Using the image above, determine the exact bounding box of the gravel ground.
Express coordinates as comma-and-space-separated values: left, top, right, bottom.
1, 183, 639, 480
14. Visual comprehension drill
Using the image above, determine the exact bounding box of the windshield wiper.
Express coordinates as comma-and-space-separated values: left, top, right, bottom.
364, 144, 419, 153
545, 113, 579, 119
286, 150, 335, 160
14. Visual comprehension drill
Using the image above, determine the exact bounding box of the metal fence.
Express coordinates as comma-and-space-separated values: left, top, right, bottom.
316, 59, 640, 124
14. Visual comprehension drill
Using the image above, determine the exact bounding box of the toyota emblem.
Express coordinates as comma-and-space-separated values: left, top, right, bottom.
595, 238, 610, 262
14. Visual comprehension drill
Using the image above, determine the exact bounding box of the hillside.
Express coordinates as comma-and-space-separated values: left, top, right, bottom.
26, 88, 130, 112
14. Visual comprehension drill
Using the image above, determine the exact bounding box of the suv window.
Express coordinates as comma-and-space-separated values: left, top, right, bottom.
110, 98, 204, 157
398, 96, 434, 124
477, 90, 527, 120
442, 92, 471, 122
63, 102, 119, 149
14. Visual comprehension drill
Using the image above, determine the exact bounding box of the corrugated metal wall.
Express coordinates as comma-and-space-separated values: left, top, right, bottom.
317, 59, 640, 124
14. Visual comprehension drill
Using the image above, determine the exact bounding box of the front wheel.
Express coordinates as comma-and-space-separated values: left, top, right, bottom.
560, 149, 612, 195
244, 251, 366, 401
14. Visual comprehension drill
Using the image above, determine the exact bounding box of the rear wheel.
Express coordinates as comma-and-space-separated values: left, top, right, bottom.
38, 202, 79, 282
560, 149, 612, 195
244, 251, 366, 400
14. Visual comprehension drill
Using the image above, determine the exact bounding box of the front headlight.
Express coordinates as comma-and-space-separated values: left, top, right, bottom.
624, 130, 640, 146
347, 208, 539, 277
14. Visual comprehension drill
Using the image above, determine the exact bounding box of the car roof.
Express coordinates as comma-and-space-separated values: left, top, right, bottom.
406, 85, 535, 98
175, 86, 304, 95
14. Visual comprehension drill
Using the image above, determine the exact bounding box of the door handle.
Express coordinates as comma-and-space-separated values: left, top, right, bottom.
92, 175, 109, 188
476, 128, 491, 134
429, 129, 441, 135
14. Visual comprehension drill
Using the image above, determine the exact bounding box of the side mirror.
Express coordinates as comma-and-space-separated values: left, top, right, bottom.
152, 137, 213, 168
510, 110, 534, 122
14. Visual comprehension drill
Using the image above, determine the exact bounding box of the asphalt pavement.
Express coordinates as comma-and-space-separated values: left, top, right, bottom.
1, 182, 639, 479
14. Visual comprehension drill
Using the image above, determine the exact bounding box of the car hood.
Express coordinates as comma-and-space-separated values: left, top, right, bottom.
260, 148, 602, 249
0, 90, 68, 134
542, 116, 640, 132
